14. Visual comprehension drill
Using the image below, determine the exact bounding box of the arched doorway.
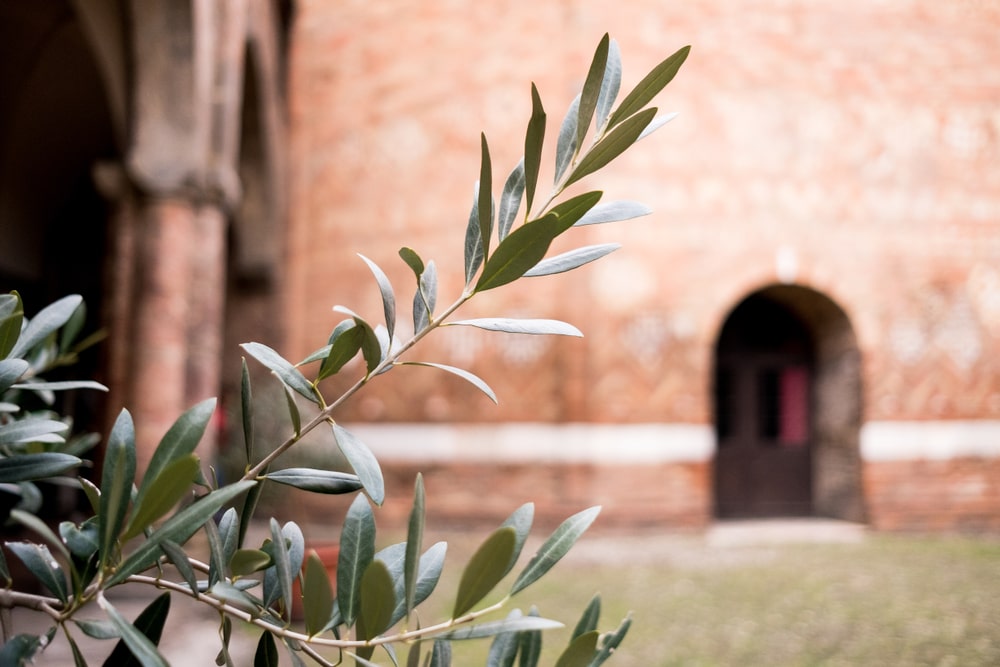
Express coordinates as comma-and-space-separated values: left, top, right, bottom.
0, 4, 119, 426
713, 285, 865, 521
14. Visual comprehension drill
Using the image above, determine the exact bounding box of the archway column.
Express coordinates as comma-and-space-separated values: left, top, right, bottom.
107, 0, 251, 472
128, 197, 199, 471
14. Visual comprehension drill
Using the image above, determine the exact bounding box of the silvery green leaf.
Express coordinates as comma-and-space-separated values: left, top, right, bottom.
213, 581, 264, 617
303, 551, 335, 637
10, 508, 70, 562
160, 538, 198, 592
134, 397, 216, 517
11, 380, 107, 393
98, 593, 171, 667
229, 548, 272, 577
5, 542, 68, 602
400, 362, 497, 404
338, 494, 376, 628
333, 423, 385, 505
497, 160, 525, 241
0, 293, 23, 360
0, 293, 18, 319
123, 454, 200, 540
0, 418, 68, 445
595, 38, 622, 133
98, 410, 136, 573
358, 254, 396, 341
577, 34, 610, 150
390, 541, 446, 628
606, 45, 690, 130
297, 345, 331, 366
449, 318, 582, 337
0, 634, 42, 665
454, 527, 516, 617
319, 321, 363, 381
574, 201, 651, 227
637, 112, 679, 141
476, 192, 600, 293
565, 108, 657, 188
404, 474, 425, 620
0, 359, 28, 393
358, 559, 396, 639
510, 506, 601, 596
438, 616, 563, 641
9, 294, 82, 359
486, 609, 522, 667
572, 595, 601, 639
218, 508, 240, 574
106, 481, 256, 586
73, 618, 121, 640
524, 244, 620, 277
0, 453, 80, 483
500, 503, 534, 577
413, 260, 438, 333
374, 324, 392, 375
263, 519, 295, 618
264, 468, 363, 494
555, 94, 580, 183
399, 247, 425, 281
59, 296, 86, 354
241, 359, 254, 465
518, 608, 543, 667
428, 640, 451, 666
60, 519, 99, 559
464, 183, 485, 285
282, 382, 301, 437
478, 133, 494, 263
331, 306, 384, 376
412, 288, 429, 334
240, 342, 318, 404
524, 83, 546, 216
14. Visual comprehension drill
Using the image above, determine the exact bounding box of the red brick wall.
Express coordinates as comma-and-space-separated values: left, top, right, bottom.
285, 1, 1000, 531
375, 461, 712, 533
865, 458, 1000, 532
288, 1, 1000, 425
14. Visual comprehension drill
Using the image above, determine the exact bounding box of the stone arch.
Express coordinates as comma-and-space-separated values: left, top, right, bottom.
0, 4, 120, 426
712, 283, 865, 522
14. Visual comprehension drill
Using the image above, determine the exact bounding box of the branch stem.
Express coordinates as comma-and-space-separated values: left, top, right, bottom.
242, 292, 471, 481
126, 573, 507, 649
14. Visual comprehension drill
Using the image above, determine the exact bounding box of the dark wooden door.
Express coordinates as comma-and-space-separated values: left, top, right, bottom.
714, 298, 814, 518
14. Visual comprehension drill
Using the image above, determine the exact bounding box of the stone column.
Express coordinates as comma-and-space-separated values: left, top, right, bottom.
127, 198, 198, 473
185, 203, 229, 454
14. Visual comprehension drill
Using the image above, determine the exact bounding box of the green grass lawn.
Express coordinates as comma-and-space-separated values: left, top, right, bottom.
22, 529, 998, 665
426, 531, 1000, 666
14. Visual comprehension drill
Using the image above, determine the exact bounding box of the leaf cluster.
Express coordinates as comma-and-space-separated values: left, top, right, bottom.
0, 33, 688, 666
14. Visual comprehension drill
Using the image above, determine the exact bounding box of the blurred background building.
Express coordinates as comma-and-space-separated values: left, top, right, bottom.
2, 0, 999, 532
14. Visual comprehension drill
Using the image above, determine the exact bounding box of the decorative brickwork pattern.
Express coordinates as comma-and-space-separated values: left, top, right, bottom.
286, 1, 1000, 530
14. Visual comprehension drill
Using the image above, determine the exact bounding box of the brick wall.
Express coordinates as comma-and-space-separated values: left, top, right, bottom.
285, 1, 1000, 531
865, 458, 1000, 532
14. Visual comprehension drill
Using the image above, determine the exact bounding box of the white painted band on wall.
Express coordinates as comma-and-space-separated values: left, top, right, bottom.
344, 423, 715, 464
861, 420, 1000, 461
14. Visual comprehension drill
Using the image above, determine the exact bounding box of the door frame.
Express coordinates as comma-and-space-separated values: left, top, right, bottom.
711, 284, 867, 522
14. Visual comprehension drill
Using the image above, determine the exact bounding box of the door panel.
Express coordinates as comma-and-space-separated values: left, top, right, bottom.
715, 360, 813, 518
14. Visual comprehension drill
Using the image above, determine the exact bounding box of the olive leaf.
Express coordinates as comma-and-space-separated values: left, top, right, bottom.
453, 527, 516, 618
358, 254, 397, 341
338, 494, 376, 628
